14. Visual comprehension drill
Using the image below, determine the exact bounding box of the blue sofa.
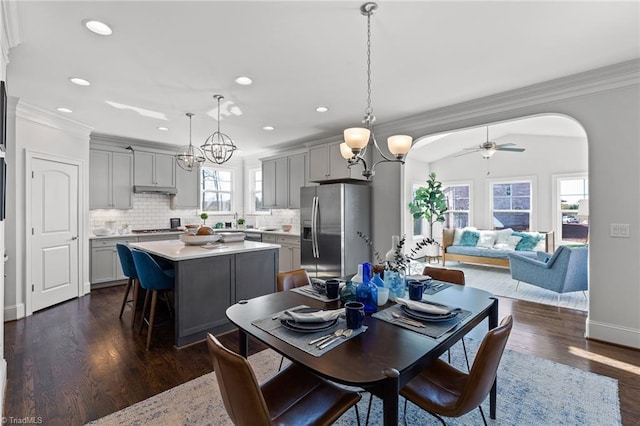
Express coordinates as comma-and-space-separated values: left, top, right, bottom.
508, 246, 588, 296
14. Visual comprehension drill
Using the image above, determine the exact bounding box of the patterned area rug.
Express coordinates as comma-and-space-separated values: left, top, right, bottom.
89, 340, 619, 425
442, 261, 588, 311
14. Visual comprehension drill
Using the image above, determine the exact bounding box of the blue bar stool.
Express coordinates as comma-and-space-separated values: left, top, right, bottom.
131, 249, 175, 350
116, 244, 140, 327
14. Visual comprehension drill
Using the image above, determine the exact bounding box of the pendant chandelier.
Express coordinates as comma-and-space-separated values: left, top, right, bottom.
201, 94, 238, 164
175, 112, 206, 172
341, 2, 413, 179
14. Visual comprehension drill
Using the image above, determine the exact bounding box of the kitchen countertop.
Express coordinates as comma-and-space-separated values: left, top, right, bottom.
90, 228, 299, 239
129, 240, 281, 261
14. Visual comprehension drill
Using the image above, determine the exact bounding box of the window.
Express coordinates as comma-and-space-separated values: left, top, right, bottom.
201, 167, 233, 213
559, 177, 588, 242
492, 181, 531, 231
249, 168, 270, 214
444, 184, 470, 228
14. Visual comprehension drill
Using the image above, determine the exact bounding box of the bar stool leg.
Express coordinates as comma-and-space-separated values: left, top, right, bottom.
139, 288, 151, 335
130, 279, 140, 328
146, 290, 159, 351
119, 277, 133, 319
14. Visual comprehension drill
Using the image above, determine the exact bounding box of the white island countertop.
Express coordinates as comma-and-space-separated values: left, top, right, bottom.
129, 240, 280, 261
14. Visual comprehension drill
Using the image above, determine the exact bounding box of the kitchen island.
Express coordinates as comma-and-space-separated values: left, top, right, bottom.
129, 239, 280, 348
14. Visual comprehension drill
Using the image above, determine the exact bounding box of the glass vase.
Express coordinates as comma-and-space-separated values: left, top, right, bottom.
356, 280, 378, 314
385, 269, 406, 301
339, 281, 358, 306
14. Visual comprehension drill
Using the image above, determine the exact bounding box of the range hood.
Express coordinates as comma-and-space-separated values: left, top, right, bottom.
133, 185, 177, 195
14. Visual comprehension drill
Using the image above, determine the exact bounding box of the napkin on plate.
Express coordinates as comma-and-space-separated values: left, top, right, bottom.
396, 298, 458, 315
280, 308, 345, 323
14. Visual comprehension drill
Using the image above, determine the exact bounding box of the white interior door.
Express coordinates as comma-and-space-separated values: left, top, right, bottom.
31, 157, 79, 311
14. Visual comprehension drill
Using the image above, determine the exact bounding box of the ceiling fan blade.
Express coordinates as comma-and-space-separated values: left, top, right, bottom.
496, 147, 525, 152
495, 143, 515, 148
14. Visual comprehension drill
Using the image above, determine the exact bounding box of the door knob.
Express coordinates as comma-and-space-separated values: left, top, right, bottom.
71, 236, 79, 240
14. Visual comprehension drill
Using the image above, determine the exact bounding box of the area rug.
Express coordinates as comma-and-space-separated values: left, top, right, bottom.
444, 261, 588, 311
89, 341, 619, 425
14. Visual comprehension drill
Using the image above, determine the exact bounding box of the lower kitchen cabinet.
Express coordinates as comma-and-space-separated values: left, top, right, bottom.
90, 237, 138, 285
263, 234, 301, 272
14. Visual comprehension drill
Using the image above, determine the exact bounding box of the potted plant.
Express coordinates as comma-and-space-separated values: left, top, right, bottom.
237, 218, 246, 229
200, 212, 208, 225
408, 172, 448, 257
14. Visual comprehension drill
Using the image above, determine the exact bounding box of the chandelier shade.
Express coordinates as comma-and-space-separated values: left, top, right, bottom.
175, 112, 206, 172
342, 2, 413, 179
201, 95, 238, 165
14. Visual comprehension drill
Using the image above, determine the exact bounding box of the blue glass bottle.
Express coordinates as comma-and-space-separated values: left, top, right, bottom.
356, 263, 378, 313
339, 281, 358, 305
372, 272, 385, 288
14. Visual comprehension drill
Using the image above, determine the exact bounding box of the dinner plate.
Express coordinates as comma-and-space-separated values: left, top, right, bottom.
279, 307, 338, 333
402, 305, 459, 322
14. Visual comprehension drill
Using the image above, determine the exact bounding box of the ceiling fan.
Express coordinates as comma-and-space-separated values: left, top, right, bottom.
455, 127, 526, 158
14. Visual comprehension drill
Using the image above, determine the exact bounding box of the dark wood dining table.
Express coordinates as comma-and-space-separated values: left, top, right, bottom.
226, 284, 498, 426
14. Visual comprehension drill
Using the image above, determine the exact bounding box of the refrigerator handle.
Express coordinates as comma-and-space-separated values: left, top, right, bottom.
312, 196, 319, 258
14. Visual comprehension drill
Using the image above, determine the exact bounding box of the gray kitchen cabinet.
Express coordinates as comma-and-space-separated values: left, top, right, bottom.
263, 234, 300, 272
134, 151, 175, 187
90, 237, 138, 285
137, 234, 180, 242
308, 141, 370, 182
90, 149, 133, 210
261, 153, 306, 209
172, 164, 200, 209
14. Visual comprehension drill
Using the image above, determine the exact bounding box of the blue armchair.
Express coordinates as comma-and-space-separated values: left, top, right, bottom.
508, 246, 588, 300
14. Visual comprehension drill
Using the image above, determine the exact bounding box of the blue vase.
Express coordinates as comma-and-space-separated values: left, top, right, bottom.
385, 269, 406, 301
339, 281, 358, 305
356, 278, 378, 314
372, 272, 385, 288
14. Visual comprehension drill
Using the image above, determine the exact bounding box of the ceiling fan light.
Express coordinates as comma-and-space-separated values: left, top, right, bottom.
344, 127, 370, 150
340, 142, 355, 160
482, 148, 497, 159
387, 134, 412, 156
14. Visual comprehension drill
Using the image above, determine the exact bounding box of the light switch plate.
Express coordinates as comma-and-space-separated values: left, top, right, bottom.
610, 224, 630, 238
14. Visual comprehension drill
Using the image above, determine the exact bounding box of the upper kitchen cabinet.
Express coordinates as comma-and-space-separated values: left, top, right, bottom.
308, 141, 370, 182
90, 149, 133, 209
262, 152, 306, 209
172, 164, 200, 209
134, 151, 175, 187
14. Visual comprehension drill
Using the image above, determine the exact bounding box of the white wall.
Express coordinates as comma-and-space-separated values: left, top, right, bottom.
415, 132, 588, 232
371, 62, 640, 348
5, 104, 92, 320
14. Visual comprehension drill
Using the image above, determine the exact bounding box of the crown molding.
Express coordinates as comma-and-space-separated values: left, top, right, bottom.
378, 59, 640, 136
16, 101, 93, 139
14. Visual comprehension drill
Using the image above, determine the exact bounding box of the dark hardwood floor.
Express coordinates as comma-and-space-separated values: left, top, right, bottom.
4, 285, 640, 425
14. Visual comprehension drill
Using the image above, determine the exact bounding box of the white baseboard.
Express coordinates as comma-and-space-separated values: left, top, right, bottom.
586, 318, 640, 349
4, 303, 24, 321
83, 280, 91, 295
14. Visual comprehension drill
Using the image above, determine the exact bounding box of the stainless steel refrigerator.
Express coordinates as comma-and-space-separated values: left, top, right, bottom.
300, 183, 371, 278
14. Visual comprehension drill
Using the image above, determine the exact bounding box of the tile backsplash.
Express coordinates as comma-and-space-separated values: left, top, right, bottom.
89, 193, 299, 232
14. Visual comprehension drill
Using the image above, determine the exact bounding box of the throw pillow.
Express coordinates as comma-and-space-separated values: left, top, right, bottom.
513, 231, 544, 251
494, 228, 514, 244
453, 226, 477, 245
477, 231, 497, 248
459, 230, 480, 247
494, 235, 522, 251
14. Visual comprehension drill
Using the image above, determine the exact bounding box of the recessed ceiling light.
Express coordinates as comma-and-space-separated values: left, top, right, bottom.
157, 126, 169, 131
69, 77, 91, 86
84, 20, 113, 36
234, 76, 253, 86
57, 107, 73, 113
263, 126, 275, 131
316, 106, 329, 113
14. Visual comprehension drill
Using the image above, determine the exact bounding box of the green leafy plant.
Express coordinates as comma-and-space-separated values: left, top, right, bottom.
408, 172, 448, 244
237, 218, 245, 225
200, 212, 208, 224
357, 232, 433, 273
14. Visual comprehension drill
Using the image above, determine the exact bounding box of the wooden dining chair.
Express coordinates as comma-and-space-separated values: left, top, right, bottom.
207, 333, 362, 426
401, 315, 513, 426
276, 268, 311, 370
277, 268, 311, 292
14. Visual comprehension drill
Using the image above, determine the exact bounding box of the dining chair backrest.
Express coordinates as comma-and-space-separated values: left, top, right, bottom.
207, 334, 272, 426
116, 244, 138, 279
422, 266, 465, 285
457, 315, 512, 413
277, 268, 311, 292
130, 250, 174, 291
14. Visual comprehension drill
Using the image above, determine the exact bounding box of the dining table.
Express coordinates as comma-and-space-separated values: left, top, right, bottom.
226, 283, 498, 426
